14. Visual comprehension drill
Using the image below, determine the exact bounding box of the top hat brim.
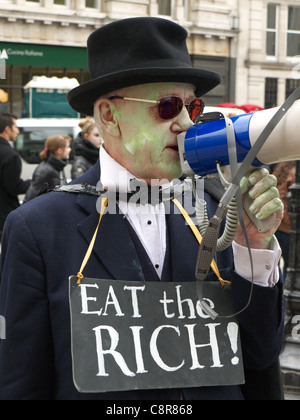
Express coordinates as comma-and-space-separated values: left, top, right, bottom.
68, 67, 221, 116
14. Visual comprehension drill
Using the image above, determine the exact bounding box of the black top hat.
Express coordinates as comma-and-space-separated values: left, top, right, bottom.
68, 17, 222, 116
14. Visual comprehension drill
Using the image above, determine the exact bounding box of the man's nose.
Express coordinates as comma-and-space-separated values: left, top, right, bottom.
171, 107, 194, 133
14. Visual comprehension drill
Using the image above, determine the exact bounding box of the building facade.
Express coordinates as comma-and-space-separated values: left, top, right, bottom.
0, 0, 299, 116
236, 0, 300, 108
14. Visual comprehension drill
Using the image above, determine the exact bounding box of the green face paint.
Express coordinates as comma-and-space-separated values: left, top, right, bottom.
115, 82, 194, 183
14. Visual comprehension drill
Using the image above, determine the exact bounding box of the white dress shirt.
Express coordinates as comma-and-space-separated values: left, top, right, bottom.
100, 147, 167, 277
100, 147, 281, 286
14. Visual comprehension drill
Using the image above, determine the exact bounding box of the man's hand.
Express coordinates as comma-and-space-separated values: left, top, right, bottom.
234, 167, 284, 249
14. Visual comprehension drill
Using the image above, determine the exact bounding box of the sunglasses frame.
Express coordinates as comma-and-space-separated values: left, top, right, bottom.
108, 95, 205, 122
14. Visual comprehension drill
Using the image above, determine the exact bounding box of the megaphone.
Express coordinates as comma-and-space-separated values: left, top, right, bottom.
178, 98, 300, 177
177, 91, 300, 320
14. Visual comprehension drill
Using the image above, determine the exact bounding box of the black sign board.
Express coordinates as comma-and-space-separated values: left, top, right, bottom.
69, 276, 244, 393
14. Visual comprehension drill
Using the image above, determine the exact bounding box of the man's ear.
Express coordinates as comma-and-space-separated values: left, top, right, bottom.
4, 125, 11, 135
97, 100, 120, 137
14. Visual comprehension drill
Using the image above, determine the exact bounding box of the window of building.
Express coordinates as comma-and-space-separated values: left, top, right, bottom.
54, 0, 68, 5
158, 0, 174, 16
265, 77, 278, 108
26, 0, 40, 3
287, 6, 300, 57
286, 78, 300, 98
266, 3, 278, 56
86, 0, 99, 8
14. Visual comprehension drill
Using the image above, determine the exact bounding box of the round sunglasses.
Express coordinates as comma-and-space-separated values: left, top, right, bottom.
108, 95, 205, 122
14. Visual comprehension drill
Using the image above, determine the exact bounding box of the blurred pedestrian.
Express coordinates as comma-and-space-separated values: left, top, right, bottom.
272, 161, 296, 278
24, 134, 71, 202
0, 113, 30, 241
71, 117, 102, 179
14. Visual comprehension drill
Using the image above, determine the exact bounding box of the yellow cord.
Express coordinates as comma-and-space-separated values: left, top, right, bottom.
77, 197, 108, 285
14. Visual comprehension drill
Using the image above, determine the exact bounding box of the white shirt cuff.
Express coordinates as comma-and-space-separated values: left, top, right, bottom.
232, 236, 282, 288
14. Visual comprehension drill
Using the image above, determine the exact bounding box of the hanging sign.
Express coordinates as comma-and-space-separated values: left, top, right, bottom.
69, 276, 244, 393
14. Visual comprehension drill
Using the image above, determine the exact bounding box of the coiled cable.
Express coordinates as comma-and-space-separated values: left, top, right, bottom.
192, 169, 239, 252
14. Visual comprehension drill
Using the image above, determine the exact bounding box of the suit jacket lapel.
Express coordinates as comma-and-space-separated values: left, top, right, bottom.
76, 193, 145, 282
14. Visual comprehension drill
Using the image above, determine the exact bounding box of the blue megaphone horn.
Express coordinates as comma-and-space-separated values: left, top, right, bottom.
178, 98, 300, 177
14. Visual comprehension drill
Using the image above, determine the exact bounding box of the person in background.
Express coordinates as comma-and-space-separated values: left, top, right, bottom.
24, 134, 71, 202
271, 161, 296, 278
71, 117, 102, 179
0, 113, 30, 241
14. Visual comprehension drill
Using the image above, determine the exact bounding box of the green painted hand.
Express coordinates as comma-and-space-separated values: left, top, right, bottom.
235, 167, 284, 249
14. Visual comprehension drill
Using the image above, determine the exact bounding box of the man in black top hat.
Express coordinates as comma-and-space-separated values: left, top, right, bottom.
0, 18, 284, 400
68, 18, 221, 115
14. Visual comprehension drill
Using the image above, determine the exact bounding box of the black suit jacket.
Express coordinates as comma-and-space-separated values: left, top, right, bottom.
0, 137, 30, 231
0, 163, 285, 400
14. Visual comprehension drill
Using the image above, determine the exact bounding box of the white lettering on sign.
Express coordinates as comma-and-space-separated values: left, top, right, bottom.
79, 283, 125, 317
150, 325, 185, 372
124, 286, 145, 318
2, 48, 44, 57
93, 325, 135, 377
91, 321, 235, 377
80, 283, 217, 321
185, 323, 223, 369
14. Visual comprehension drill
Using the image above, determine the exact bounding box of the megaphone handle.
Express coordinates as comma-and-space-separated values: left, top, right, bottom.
195, 215, 222, 281
242, 193, 277, 233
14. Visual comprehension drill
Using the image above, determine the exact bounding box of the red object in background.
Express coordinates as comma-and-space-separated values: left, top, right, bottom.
239, 104, 265, 113
217, 102, 241, 109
